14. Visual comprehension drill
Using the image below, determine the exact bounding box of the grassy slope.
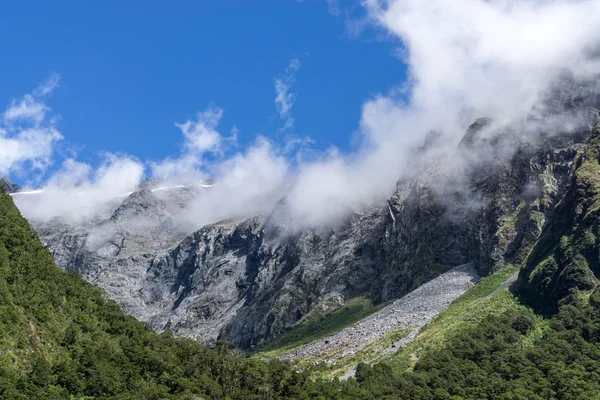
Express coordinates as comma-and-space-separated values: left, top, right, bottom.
256, 265, 527, 380
388, 264, 529, 372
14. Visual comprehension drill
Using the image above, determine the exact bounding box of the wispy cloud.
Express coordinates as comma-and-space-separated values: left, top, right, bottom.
274, 57, 300, 132
326, 0, 341, 16
33, 73, 60, 97
150, 105, 237, 179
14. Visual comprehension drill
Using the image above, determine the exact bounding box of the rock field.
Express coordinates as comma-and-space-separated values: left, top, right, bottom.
280, 264, 480, 363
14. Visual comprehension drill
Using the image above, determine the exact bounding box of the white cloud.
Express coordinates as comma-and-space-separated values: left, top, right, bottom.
15, 155, 145, 222
0, 127, 62, 173
178, 106, 224, 154
46, 158, 91, 187
150, 154, 201, 180
364, 0, 600, 123
279, 0, 600, 229
274, 57, 301, 131
150, 106, 236, 179
0, 76, 63, 175
183, 137, 289, 228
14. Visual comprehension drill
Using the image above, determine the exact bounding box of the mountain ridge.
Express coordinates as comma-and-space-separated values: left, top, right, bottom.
27, 113, 593, 350
4, 78, 600, 398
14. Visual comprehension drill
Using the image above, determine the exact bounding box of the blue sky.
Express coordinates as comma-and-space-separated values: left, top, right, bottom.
6, 1, 599, 228
0, 1, 406, 185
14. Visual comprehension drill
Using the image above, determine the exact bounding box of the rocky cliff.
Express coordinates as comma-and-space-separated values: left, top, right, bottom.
22, 79, 600, 350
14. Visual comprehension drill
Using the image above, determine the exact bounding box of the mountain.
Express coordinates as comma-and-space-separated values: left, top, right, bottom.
6, 77, 600, 398
0, 186, 344, 399
0, 177, 20, 194
6, 156, 600, 398
27, 80, 599, 352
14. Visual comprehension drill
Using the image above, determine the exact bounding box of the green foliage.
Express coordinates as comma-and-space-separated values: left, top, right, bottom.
344, 302, 600, 399
520, 136, 600, 312
0, 189, 337, 399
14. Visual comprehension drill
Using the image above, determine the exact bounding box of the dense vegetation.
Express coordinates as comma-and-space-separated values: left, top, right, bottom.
345, 298, 600, 399
0, 189, 328, 399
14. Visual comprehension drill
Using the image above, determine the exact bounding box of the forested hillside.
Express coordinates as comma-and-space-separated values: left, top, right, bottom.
340, 131, 600, 399
0, 188, 329, 399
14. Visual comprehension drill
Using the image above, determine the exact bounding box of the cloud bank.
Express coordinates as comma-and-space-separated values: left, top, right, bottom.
15, 155, 145, 223
365, 0, 600, 122
8, 0, 600, 232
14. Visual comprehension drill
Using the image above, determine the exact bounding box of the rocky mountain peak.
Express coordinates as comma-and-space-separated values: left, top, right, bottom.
0, 176, 20, 194
110, 189, 166, 223
458, 117, 493, 148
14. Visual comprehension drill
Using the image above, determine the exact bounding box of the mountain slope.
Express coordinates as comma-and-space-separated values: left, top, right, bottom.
250, 113, 600, 398
519, 126, 600, 312
4, 80, 600, 399
29, 89, 600, 352
0, 188, 329, 399
6, 174, 600, 399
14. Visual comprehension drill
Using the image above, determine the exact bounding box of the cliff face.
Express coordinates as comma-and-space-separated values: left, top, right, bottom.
31, 83, 600, 349
518, 124, 600, 312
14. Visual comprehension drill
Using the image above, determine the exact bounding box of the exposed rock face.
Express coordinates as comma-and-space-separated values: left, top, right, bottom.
26, 81, 600, 349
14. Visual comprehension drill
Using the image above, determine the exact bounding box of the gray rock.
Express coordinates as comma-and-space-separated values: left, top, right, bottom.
279, 264, 480, 363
